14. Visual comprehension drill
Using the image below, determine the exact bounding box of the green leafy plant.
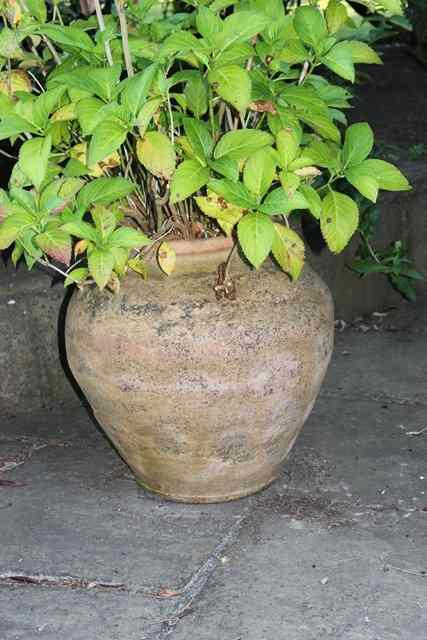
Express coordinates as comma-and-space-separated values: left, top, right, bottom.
351, 197, 423, 301
0, 0, 413, 291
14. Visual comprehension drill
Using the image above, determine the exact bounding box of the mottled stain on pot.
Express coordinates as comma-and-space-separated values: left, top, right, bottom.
66, 238, 334, 503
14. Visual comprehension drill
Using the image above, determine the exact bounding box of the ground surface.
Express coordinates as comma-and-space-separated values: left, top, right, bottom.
1, 299, 427, 640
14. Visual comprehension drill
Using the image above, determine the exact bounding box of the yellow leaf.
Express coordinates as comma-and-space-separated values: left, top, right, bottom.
272, 224, 305, 280
5, 0, 22, 25
128, 256, 148, 279
0, 70, 31, 95
157, 242, 176, 275
195, 191, 244, 237
136, 131, 176, 180
52, 103, 78, 122
74, 239, 89, 256
69, 142, 120, 177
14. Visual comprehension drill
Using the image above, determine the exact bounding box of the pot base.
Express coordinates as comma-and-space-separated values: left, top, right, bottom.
135, 473, 279, 504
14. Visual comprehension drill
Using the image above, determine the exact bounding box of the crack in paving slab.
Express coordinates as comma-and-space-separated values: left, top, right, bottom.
142, 515, 247, 639
0, 515, 247, 639
0, 572, 128, 592
320, 389, 427, 407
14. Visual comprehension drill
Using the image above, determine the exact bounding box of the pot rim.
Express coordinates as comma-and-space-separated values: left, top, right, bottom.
166, 236, 233, 257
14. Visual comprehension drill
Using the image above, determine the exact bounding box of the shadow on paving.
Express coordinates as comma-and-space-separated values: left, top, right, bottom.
1, 326, 426, 639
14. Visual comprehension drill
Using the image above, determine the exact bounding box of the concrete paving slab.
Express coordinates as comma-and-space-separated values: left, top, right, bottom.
0, 586, 167, 640
1, 326, 427, 639
0, 412, 245, 590
323, 330, 427, 406
172, 519, 427, 640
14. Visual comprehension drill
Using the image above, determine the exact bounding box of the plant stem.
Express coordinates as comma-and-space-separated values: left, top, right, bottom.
41, 35, 61, 65
37, 258, 71, 279
360, 230, 381, 264
166, 92, 175, 144
223, 241, 237, 282
27, 70, 45, 93
114, 0, 134, 77
94, 0, 114, 66
6, 57, 12, 97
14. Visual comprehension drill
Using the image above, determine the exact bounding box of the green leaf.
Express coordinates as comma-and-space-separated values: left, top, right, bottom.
64, 267, 89, 287
362, 160, 411, 191
345, 165, 379, 203
120, 64, 158, 115
26, 0, 47, 22
280, 171, 301, 197
76, 97, 105, 136
260, 188, 308, 215
88, 119, 128, 166
326, 0, 348, 34
214, 130, 273, 160
0, 189, 10, 222
298, 184, 322, 219
342, 122, 373, 168
33, 86, 67, 129
280, 85, 328, 114
159, 31, 208, 63
276, 128, 300, 169
0, 211, 35, 249
183, 118, 213, 164
278, 39, 309, 65
320, 190, 359, 253
0, 115, 38, 140
41, 25, 94, 53
208, 179, 257, 209
196, 7, 222, 44
0, 27, 22, 58
88, 247, 115, 290
195, 191, 244, 236
346, 41, 382, 65
208, 65, 251, 113
136, 131, 176, 180
208, 157, 239, 182
213, 43, 253, 68
19, 135, 51, 190
110, 246, 129, 276
390, 274, 416, 302
215, 11, 272, 51
52, 65, 121, 102
293, 6, 327, 48
271, 224, 305, 280
243, 147, 276, 199
90, 205, 118, 240
170, 160, 210, 204
137, 97, 163, 137
35, 224, 72, 265
109, 227, 151, 248
61, 220, 98, 242
237, 212, 274, 269
184, 75, 209, 118
322, 41, 355, 82
299, 111, 340, 143
77, 177, 135, 210
378, 0, 404, 16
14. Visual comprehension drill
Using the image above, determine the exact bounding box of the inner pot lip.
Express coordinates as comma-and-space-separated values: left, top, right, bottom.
166, 236, 234, 258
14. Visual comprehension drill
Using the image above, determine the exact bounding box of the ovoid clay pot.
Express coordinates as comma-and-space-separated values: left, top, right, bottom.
66, 237, 334, 503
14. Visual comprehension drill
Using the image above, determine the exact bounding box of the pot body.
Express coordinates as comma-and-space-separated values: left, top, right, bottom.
66, 240, 334, 503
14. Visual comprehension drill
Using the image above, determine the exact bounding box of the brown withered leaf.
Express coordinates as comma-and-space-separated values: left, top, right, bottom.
249, 100, 277, 115
0, 479, 27, 487
156, 587, 180, 598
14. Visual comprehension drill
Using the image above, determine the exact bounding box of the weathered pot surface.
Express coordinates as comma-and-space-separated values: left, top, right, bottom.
65, 238, 334, 503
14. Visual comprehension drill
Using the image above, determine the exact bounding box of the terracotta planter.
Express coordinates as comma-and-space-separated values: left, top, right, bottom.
65, 238, 334, 503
